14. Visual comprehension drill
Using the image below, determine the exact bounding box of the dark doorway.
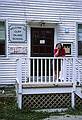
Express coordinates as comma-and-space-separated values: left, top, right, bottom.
31, 28, 54, 77
31, 28, 54, 57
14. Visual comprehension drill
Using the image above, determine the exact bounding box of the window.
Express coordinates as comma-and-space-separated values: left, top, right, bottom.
0, 21, 6, 55
78, 24, 82, 56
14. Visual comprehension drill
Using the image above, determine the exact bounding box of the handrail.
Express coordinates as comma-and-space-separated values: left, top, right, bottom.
29, 57, 73, 59
16, 57, 80, 85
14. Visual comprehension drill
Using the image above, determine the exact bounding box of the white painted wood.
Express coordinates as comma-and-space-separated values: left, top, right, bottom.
71, 92, 75, 108
49, 59, 51, 83
37, 59, 39, 82
21, 57, 75, 84
57, 59, 59, 83
75, 22, 78, 57
24, 58, 27, 83
0, 0, 82, 86
22, 86, 73, 95
62, 58, 67, 82
45, 59, 47, 83
0, 58, 16, 84
41, 59, 43, 83
0, 0, 81, 58
33, 59, 35, 83
6, 19, 8, 58
28, 58, 31, 83
17, 58, 22, 109
73, 58, 77, 85
53, 58, 55, 82
17, 58, 22, 84
75, 87, 82, 98
18, 93, 22, 109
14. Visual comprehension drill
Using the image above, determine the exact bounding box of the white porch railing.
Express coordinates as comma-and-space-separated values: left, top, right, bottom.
16, 57, 82, 109
16, 57, 78, 85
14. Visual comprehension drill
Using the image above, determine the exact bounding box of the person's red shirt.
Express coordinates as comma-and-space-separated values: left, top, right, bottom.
54, 48, 65, 57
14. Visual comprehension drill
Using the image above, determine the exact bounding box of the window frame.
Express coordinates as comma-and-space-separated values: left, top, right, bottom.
77, 23, 82, 57
0, 19, 8, 57
62, 42, 73, 56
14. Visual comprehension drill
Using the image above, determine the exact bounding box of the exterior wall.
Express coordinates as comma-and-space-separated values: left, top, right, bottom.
1, 0, 82, 57
0, 0, 82, 84
0, 0, 82, 56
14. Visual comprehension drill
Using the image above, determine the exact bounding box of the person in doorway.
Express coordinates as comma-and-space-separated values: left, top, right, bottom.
54, 43, 65, 81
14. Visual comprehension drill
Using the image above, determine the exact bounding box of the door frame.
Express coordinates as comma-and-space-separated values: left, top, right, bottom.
27, 22, 57, 58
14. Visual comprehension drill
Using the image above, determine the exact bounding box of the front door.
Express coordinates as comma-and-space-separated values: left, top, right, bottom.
31, 28, 54, 77
31, 28, 54, 57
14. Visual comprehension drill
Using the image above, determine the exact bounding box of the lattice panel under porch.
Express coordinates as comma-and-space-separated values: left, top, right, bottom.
75, 94, 82, 109
22, 93, 71, 109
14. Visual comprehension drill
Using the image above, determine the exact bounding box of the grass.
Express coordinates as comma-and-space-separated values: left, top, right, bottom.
0, 97, 51, 120
0, 97, 82, 120
65, 107, 82, 115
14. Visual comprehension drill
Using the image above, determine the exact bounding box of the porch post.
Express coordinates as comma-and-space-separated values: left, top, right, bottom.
71, 92, 75, 108
17, 58, 22, 109
18, 84, 22, 109
71, 57, 76, 108
62, 58, 66, 82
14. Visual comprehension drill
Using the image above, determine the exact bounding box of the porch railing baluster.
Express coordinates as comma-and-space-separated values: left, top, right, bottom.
25, 58, 27, 83
37, 58, 39, 83
41, 59, 43, 83
53, 58, 55, 83
29, 58, 31, 83
63, 58, 66, 82
33, 58, 35, 83
57, 59, 59, 82
49, 59, 51, 83
45, 59, 47, 83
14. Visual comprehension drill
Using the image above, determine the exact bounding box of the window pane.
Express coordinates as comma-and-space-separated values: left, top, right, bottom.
0, 21, 5, 55
0, 21, 5, 30
78, 41, 82, 55
0, 31, 5, 40
78, 24, 82, 55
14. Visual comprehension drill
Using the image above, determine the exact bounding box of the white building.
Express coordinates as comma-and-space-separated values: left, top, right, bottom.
0, 0, 82, 109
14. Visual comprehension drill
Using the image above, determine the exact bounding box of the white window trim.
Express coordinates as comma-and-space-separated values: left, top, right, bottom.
75, 22, 78, 57
76, 22, 82, 57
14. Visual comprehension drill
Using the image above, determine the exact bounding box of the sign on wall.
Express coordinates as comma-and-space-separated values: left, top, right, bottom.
62, 43, 72, 56
9, 47, 27, 54
63, 43, 72, 55
9, 24, 27, 42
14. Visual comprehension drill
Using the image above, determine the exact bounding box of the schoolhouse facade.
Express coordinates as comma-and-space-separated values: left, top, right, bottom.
0, 0, 82, 109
